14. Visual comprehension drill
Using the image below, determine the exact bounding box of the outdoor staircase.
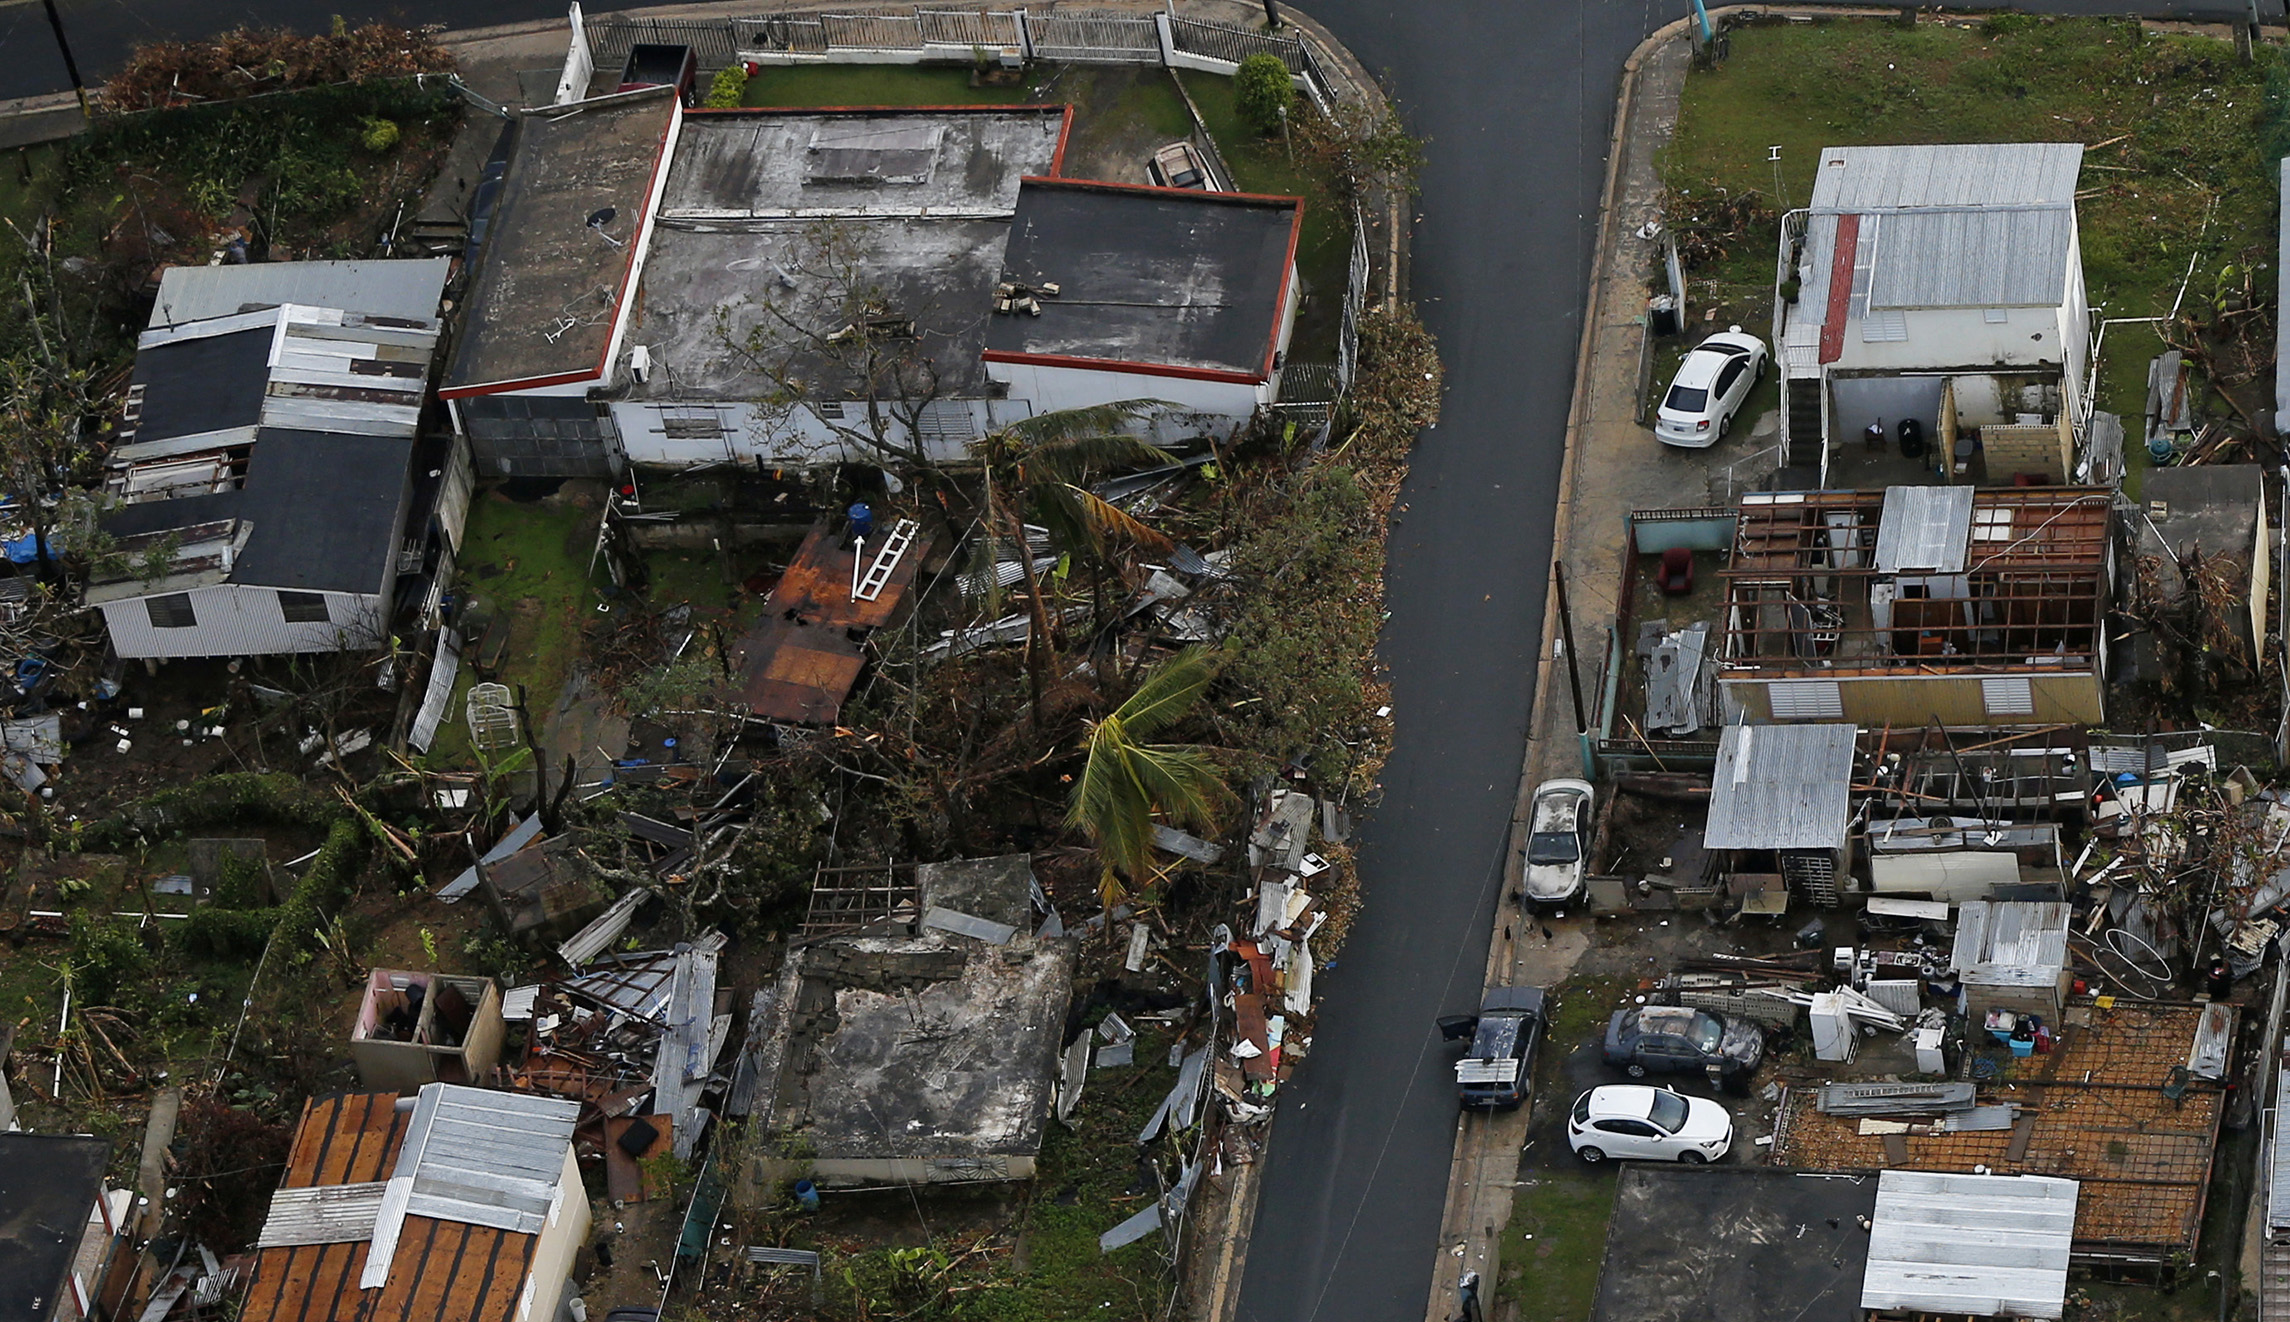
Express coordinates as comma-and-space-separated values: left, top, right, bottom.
2262, 1234, 2290, 1321
1785, 376, 1823, 464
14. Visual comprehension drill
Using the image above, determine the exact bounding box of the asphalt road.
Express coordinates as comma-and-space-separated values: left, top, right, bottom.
0, 0, 2260, 1320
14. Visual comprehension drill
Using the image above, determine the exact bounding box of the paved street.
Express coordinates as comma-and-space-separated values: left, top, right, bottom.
0, 1, 2261, 1320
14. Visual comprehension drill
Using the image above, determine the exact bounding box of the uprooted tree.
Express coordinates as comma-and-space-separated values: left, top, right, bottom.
716, 218, 954, 470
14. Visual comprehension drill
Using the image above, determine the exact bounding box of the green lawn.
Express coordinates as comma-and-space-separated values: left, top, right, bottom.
1496, 1173, 1614, 1322
1665, 15, 2278, 436
742, 63, 1031, 108
1180, 70, 1352, 365
430, 496, 599, 768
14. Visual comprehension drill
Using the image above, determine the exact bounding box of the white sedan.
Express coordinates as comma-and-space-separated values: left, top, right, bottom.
1524, 777, 1593, 906
1567, 1084, 1734, 1164
1653, 330, 1767, 448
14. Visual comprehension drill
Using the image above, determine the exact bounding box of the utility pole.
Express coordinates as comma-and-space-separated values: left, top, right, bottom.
41, 0, 88, 119
1263, 0, 1281, 30
1553, 561, 1588, 735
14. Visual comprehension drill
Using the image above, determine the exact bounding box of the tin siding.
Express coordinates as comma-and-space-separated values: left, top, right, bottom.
101, 586, 385, 659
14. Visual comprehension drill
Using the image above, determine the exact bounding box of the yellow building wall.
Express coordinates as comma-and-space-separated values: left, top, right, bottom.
1725, 672, 2103, 726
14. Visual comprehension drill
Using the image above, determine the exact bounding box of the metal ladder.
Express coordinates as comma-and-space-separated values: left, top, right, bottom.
853, 518, 919, 602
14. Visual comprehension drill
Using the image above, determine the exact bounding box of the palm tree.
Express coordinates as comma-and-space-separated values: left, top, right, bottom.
974, 401, 1179, 721
1066, 645, 1231, 905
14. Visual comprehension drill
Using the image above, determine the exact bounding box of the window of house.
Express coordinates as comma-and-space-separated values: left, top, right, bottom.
1982, 676, 2036, 718
278, 591, 331, 624
1767, 679, 1844, 720
146, 594, 197, 629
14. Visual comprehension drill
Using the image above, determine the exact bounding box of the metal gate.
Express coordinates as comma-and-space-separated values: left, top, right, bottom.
1024, 11, 1159, 62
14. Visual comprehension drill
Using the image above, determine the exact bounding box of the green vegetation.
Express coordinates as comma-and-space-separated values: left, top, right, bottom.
1496, 1173, 1614, 1322
1232, 53, 1297, 137
743, 64, 1029, 107
1665, 15, 2279, 436
1069, 646, 1230, 898
705, 64, 750, 108
1183, 71, 1353, 364
437, 495, 601, 765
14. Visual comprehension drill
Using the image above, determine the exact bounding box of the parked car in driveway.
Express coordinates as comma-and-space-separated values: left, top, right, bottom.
1567, 1084, 1733, 1163
1524, 777, 1593, 906
1147, 141, 1212, 190
1437, 986, 1548, 1110
1604, 1005, 1764, 1083
1653, 330, 1767, 448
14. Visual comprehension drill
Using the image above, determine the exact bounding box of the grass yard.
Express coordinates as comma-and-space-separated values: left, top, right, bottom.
429, 494, 601, 768
1180, 70, 1354, 366
1664, 15, 2279, 449
1496, 1173, 1614, 1322
741, 63, 1031, 108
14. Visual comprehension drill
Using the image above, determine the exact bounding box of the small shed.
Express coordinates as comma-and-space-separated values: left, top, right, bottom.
477, 836, 614, 940
1704, 723, 1859, 905
1951, 900, 2072, 1020
349, 969, 506, 1093
2138, 465, 2268, 655
1862, 1170, 2077, 1320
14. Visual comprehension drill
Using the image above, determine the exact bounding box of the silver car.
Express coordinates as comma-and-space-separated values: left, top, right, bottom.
1654, 330, 1767, 448
1524, 777, 1593, 906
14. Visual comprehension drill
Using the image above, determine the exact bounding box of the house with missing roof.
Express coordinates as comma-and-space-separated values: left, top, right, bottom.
1772, 143, 2091, 486
1718, 484, 2114, 726
89, 261, 463, 660
440, 94, 1302, 476
239, 1086, 587, 1322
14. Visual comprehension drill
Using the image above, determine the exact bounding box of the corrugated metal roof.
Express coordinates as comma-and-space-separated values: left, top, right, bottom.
360, 1084, 578, 1289
255, 1182, 388, 1247
1874, 485, 1973, 573
1809, 142, 2083, 212
127, 303, 440, 453
1800, 143, 2082, 314
149, 259, 449, 331
1704, 723, 1858, 851
1861, 1170, 2076, 1320
1951, 900, 2071, 987
1870, 207, 2076, 309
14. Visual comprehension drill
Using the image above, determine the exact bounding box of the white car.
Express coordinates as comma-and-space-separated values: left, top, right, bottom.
1654, 330, 1767, 448
1524, 777, 1593, 906
1567, 1084, 1734, 1164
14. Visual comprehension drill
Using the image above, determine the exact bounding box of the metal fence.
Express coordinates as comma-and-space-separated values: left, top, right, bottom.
1338, 201, 1370, 392
587, 18, 741, 71
1168, 15, 1307, 72
1025, 11, 1160, 62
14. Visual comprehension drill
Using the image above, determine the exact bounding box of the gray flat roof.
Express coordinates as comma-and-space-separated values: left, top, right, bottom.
0, 1134, 109, 1322
659, 107, 1065, 218
445, 88, 680, 395
1593, 1166, 1878, 1322
1705, 723, 1858, 852
1863, 1171, 2076, 1320
989, 181, 1302, 378
149, 258, 448, 330
627, 108, 1064, 403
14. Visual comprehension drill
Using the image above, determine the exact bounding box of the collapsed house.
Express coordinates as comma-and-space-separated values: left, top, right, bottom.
349, 969, 507, 1093
1773, 1000, 2231, 1266
238, 1086, 587, 1322
1720, 485, 2113, 727
732, 854, 1073, 1187
91, 259, 464, 659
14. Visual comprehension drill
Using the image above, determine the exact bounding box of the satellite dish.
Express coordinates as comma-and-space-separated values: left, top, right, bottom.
587, 207, 618, 229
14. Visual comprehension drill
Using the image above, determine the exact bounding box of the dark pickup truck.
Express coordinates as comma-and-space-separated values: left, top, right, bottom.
1438, 986, 1549, 1110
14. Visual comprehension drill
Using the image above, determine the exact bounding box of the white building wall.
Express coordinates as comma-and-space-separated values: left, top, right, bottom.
100, 585, 385, 659
520, 1147, 591, 1322
984, 360, 1267, 418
